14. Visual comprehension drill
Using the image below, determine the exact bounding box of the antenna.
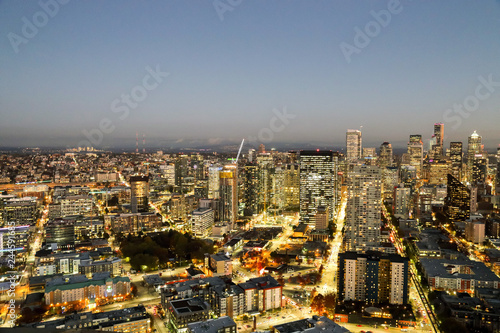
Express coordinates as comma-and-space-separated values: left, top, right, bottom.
142, 133, 146, 153
235, 139, 245, 164
136, 131, 139, 153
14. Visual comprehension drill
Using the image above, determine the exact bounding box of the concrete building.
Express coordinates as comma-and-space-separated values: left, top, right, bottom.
346, 129, 362, 161
166, 297, 211, 333
465, 221, 486, 244
205, 253, 232, 277
299, 150, 338, 226
273, 316, 349, 333
337, 251, 409, 305
44, 272, 130, 306
238, 275, 282, 313
344, 165, 382, 252
191, 207, 214, 238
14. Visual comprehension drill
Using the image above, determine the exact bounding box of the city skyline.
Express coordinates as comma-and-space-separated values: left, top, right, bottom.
1, 1, 500, 148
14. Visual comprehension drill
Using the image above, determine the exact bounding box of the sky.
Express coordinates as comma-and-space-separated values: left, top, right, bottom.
1, 0, 500, 150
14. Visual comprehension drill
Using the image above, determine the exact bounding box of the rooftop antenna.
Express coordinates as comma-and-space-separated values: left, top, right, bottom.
136, 131, 139, 153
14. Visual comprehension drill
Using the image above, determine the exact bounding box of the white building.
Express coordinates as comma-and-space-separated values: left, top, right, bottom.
191, 207, 214, 238
60, 195, 92, 217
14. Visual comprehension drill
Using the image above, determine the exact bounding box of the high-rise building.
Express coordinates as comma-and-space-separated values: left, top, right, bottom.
337, 251, 409, 305
445, 174, 470, 221
431, 123, 444, 158
407, 135, 423, 177
256, 153, 274, 213
346, 129, 362, 161
175, 155, 189, 188
344, 165, 381, 252
283, 164, 300, 209
299, 150, 338, 225
467, 131, 482, 182
378, 142, 393, 169
191, 207, 215, 238
219, 165, 238, 228
242, 164, 259, 216
208, 166, 221, 199
393, 185, 411, 219
471, 155, 488, 184
450, 142, 463, 181
130, 175, 149, 213
314, 206, 328, 231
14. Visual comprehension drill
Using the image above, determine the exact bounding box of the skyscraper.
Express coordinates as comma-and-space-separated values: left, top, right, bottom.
344, 165, 381, 252
407, 135, 423, 177
130, 175, 149, 213
496, 147, 500, 197
450, 142, 463, 181
431, 123, 444, 158
299, 150, 338, 225
378, 142, 393, 169
208, 166, 221, 199
242, 164, 259, 216
219, 165, 238, 228
445, 174, 470, 221
467, 131, 482, 182
346, 129, 362, 161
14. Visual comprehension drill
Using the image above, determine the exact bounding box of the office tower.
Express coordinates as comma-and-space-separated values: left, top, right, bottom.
378, 142, 393, 169
467, 131, 482, 182
259, 144, 266, 154
344, 165, 381, 252
337, 252, 409, 305
283, 164, 300, 209
164, 164, 176, 186
191, 207, 215, 238
431, 123, 444, 158
465, 221, 485, 244
471, 155, 488, 184
425, 159, 450, 185
407, 135, 423, 177
299, 150, 338, 225
314, 206, 328, 231
450, 142, 463, 181
219, 164, 238, 228
242, 164, 259, 216
382, 167, 398, 200
208, 166, 221, 199
346, 129, 362, 161
130, 175, 149, 213
445, 174, 470, 221
45, 219, 75, 248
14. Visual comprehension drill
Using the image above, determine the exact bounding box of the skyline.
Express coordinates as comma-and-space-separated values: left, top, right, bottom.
1, 1, 500, 149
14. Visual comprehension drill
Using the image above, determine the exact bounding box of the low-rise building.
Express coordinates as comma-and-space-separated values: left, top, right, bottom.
187, 316, 236, 333
31, 305, 150, 333
44, 272, 130, 306
166, 297, 211, 333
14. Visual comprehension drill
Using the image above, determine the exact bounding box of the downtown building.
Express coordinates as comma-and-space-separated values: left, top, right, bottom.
337, 251, 409, 305
130, 175, 149, 213
346, 129, 362, 161
407, 134, 423, 177
344, 164, 382, 252
191, 207, 215, 238
445, 174, 471, 221
299, 150, 338, 226
105, 212, 161, 234
219, 165, 238, 228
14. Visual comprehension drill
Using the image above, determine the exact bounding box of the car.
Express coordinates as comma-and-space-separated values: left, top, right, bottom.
357, 325, 362, 327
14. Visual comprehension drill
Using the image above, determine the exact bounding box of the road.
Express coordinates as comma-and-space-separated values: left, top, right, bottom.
319, 194, 347, 295
382, 205, 438, 333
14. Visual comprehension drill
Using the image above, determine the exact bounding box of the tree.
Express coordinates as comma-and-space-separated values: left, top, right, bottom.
310, 294, 325, 315
324, 293, 336, 315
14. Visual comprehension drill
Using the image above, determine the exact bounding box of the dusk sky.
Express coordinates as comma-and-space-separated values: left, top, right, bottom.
1, 0, 500, 150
